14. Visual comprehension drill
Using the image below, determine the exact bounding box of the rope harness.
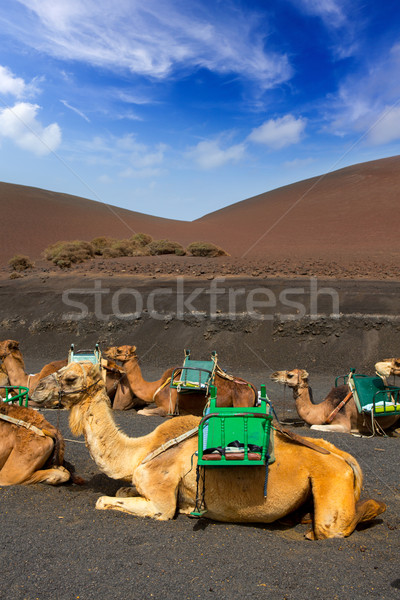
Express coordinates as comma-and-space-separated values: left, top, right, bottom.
0, 411, 54, 438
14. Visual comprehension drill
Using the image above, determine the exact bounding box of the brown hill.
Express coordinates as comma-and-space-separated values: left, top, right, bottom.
2, 156, 400, 265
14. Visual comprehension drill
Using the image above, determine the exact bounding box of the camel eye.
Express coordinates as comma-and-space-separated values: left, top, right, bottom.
65, 376, 77, 384
287, 374, 294, 379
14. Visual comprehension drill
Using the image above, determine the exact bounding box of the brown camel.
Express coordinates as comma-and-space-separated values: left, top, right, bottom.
0, 402, 73, 485
0, 340, 67, 402
0, 362, 10, 397
270, 369, 400, 434
103, 345, 257, 417
32, 362, 386, 539
0, 339, 135, 410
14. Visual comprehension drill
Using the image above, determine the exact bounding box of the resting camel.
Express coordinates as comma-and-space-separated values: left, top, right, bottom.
0, 340, 67, 404
0, 402, 73, 485
0, 339, 135, 410
103, 345, 257, 417
375, 358, 400, 378
32, 362, 386, 539
270, 369, 400, 434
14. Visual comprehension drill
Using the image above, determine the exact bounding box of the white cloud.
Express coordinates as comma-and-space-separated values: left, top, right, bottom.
187, 138, 246, 169
11, 0, 292, 89
0, 65, 26, 97
327, 44, 400, 144
295, 0, 346, 28
248, 115, 306, 149
0, 102, 61, 155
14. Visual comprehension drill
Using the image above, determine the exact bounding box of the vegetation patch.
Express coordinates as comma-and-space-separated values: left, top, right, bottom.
186, 241, 229, 257
44, 240, 95, 268
147, 239, 185, 256
9, 254, 34, 271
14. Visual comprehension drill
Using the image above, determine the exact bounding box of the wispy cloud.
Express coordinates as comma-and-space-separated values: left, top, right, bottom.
248, 115, 306, 149
327, 43, 400, 144
60, 99, 90, 122
11, 0, 292, 90
295, 0, 347, 28
0, 102, 61, 155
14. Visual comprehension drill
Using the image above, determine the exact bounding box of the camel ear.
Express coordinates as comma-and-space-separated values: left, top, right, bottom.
131, 346, 137, 354
88, 363, 101, 378
301, 370, 309, 380
9, 340, 19, 350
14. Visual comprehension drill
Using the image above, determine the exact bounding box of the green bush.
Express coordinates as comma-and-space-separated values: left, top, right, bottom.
186, 241, 228, 257
44, 240, 95, 268
8, 254, 34, 271
147, 239, 185, 256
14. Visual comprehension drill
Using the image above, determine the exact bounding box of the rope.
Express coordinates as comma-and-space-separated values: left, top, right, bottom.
0, 412, 52, 438
141, 426, 199, 465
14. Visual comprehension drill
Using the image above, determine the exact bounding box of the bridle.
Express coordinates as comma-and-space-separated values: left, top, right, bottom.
50, 363, 103, 407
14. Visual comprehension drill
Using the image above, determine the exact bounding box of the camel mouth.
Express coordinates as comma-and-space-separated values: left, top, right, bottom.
270, 371, 284, 382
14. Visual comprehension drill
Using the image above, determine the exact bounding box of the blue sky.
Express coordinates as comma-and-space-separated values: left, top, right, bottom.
0, 0, 399, 220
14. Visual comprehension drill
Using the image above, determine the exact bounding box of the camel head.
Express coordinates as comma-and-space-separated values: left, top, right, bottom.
0, 339, 20, 359
103, 345, 137, 363
31, 362, 106, 409
375, 358, 400, 377
270, 369, 309, 388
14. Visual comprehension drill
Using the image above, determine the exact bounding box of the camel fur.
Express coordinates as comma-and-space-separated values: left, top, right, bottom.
104, 345, 256, 417
32, 362, 386, 539
0, 403, 72, 485
270, 368, 400, 434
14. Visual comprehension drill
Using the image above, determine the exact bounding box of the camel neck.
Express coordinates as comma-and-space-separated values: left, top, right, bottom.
293, 385, 329, 424
123, 358, 166, 402
3, 352, 28, 387
69, 391, 146, 481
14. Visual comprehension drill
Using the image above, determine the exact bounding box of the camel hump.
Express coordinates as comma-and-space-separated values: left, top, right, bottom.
151, 415, 201, 445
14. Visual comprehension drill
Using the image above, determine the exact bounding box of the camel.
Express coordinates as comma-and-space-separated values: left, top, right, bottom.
375, 358, 400, 378
0, 339, 135, 410
0, 402, 73, 485
103, 345, 257, 417
0, 362, 10, 397
270, 369, 400, 434
31, 362, 386, 539
0, 340, 67, 404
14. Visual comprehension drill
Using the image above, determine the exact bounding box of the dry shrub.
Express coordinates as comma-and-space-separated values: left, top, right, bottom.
147, 239, 185, 256
8, 254, 34, 271
131, 233, 153, 247
44, 240, 95, 268
102, 239, 150, 258
186, 241, 228, 257
91, 236, 114, 255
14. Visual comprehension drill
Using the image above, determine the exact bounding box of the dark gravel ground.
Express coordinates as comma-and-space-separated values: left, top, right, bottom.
0, 399, 399, 600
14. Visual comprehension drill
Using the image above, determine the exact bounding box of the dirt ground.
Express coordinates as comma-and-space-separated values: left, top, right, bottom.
0, 406, 398, 600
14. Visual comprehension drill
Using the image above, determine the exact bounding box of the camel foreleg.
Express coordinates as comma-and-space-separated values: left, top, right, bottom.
95, 495, 176, 520
310, 423, 350, 433
137, 407, 168, 417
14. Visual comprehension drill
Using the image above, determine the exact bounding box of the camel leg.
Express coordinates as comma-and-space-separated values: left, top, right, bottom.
307, 462, 385, 539
97, 462, 180, 519
0, 440, 70, 486
21, 466, 71, 485
116, 485, 140, 497
310, 423, 350, 433
137, 407, 168, 417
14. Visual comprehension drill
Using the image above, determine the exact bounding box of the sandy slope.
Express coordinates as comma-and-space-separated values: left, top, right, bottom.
2, 156, 400, 267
